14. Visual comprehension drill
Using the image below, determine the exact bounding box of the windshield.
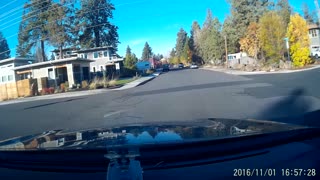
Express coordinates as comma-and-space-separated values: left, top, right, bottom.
0, 0, 319, 156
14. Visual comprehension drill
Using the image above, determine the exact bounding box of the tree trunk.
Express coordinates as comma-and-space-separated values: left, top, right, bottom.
94, 28, 100, 47
59, 45, 63, 59
41, 40, 46, 62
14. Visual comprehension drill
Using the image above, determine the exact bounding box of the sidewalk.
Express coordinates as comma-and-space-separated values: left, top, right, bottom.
201, 64, 320, 75
114, 73, 159, 90
0, 73, 160, 106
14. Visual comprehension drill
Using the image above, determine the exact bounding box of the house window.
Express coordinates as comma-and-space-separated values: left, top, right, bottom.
84, 53, 88, 59
94, 52, 99, 58
99, 52, 103, 58
48, 68, 54, 79
2, 76, 7, 82
310, 29, 317, 37
104, 51, 108, 57
8, 75, 13, 81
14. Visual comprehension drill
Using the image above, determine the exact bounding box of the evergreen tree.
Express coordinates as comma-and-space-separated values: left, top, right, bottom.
141, 42, 152, 60
76, 0, 119, 49
0, 31, 10, 60
17, 0, 52, 61
175, 28, 187, 57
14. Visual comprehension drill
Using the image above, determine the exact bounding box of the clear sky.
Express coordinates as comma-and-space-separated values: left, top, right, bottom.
0, 0, 316, 59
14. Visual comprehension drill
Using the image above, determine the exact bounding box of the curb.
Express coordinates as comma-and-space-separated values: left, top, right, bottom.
137, 76, 156, 86
201, 65, 320, 75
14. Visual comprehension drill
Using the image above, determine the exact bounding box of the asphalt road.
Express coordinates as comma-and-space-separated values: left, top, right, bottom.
1, 68, 320, 140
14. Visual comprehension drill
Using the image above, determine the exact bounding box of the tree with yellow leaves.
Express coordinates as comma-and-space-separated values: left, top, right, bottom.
287, 14, 311, 67
240, 22, 260, 59
258, 11, 287, 64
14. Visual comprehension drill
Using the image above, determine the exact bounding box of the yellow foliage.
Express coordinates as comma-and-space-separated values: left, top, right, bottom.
240, 22, 260, 58
287, 14, 311, 67
258, 11, 286, 63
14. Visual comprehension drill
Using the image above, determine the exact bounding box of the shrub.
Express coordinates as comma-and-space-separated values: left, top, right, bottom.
108, 79, 117, 87
81, 80, 88, 89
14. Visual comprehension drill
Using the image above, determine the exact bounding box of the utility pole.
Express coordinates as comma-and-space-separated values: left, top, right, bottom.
224, 36, 228, 66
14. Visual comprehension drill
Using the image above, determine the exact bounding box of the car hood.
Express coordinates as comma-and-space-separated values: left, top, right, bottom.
0, 118, 316, 151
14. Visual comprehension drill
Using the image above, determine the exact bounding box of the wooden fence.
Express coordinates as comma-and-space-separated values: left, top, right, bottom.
0, 79, 38, 101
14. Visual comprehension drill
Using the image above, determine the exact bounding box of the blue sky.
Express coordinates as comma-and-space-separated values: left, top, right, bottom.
0, 0, 316, 59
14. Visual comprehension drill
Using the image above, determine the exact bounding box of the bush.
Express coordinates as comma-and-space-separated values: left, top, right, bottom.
82, 80, 88, 89
108, 79, 117, 87
89, 77, 108, 89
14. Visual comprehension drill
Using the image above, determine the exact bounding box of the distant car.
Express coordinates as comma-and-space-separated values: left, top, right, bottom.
162, 64, 170, 72
178, 63, 184, 68
190, 63, 198, 69
311, 48, 320, 59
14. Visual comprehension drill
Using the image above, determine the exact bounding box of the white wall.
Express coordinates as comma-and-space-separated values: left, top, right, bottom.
0, 63, 16, 84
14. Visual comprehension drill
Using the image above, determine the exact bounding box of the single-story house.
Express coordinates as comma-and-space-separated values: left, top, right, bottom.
13, 57, 93, 89
0, 57, 35, 85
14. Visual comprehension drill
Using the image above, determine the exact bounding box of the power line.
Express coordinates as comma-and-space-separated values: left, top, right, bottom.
0, 1, 72, 30
0, 5, 111, 43
0, 0, 17, 11
0, 1, 46, 21
0, 22, 113, 56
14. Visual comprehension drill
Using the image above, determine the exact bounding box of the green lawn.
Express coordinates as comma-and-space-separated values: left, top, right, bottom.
115, 78, 135, 85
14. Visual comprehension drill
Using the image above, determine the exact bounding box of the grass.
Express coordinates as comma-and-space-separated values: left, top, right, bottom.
115, 78, 135, 86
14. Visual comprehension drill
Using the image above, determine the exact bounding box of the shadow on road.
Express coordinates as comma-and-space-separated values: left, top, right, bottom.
132, 80, 253, 96
256, 88, 320, 127
24, 97, 86, 110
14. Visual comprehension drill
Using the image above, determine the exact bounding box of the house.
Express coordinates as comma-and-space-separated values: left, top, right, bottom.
76, 46, 124, 77
308, 24, 320, 51
13, 57, 93, 89
52, 46, 124, 78
51, 47, 79, 60
0, 57, 35, 85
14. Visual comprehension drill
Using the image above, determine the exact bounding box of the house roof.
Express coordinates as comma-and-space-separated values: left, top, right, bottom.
51, 47, 80, 53
309, 24, 320, 30
0, 57, 35, 65
76, 46, 115, 53
13, 57, 94, 70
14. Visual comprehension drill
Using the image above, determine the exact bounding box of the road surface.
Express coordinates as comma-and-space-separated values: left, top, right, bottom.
0, 68, 320, 140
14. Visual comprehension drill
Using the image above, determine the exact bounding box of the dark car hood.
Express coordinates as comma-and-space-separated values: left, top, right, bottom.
0, 118, 315, 151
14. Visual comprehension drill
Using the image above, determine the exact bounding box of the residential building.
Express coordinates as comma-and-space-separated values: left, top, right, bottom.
51, 48, 79, 60
308, 24, 320, 51
13, 57, 93, 89
76, 46, 123, 75
0, 57, 35, 85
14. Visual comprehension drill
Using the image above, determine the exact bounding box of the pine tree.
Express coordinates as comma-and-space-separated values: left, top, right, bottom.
302, 3, 316, 24
124, 45, 137, 69
276, 0, 291, 28
0, 31, 10, 60
76, 0, 119, 49
17, 0, 52, 61
141, 42, 152, 60
46, 0, 75, 59
224, 0, 271, 52
175, 28, 187, 57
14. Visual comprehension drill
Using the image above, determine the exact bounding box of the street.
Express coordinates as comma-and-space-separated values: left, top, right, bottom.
1, 68, 320, 140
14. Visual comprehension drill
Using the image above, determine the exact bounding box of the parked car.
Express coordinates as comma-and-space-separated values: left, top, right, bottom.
311, 48, 320, 59
190, 63, 198, 69
162, 64, 170, 72
178, 63, 184, 68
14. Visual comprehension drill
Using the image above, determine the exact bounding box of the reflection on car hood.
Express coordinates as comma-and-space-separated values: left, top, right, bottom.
0, 118, 310, 151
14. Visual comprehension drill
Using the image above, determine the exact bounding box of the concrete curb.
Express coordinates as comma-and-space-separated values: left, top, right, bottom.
201, 65, 320, 75
0, 73, 160, 105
